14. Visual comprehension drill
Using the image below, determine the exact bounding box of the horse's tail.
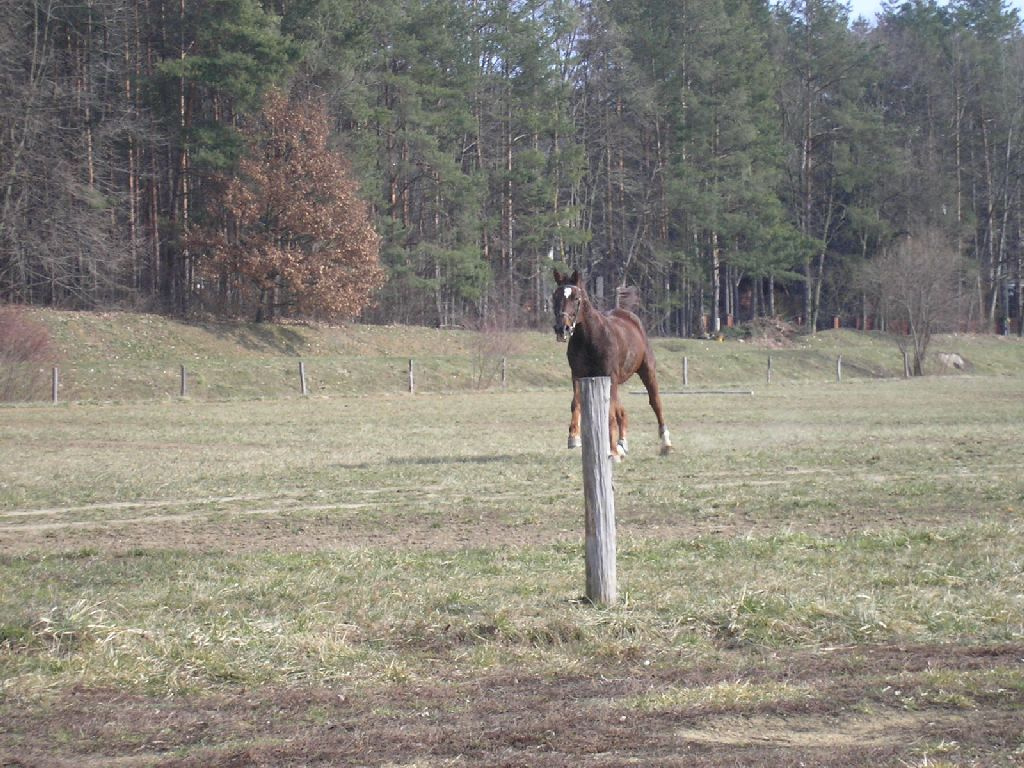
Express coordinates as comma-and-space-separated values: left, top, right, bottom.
615, 285, 640, 313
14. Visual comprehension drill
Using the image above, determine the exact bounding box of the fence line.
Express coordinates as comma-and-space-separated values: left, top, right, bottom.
28, 349, 930, 404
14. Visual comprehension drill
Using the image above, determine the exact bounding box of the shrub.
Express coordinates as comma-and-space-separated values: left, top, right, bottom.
468, 309, 525, 389
0, 305, 55, 401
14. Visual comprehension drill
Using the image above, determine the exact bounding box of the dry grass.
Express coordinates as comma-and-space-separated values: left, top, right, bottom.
13, 307, 1024, 402
1, 323, 1023, 765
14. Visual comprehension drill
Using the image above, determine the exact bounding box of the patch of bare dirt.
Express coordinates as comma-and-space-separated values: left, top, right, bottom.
3, 471, 1017, 557
0, 497, 583, 556
747, 318, 800, 349
2, 644, 1022, 767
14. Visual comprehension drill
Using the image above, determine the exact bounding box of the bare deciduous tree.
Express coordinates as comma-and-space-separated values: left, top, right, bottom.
869, 228, 963, 375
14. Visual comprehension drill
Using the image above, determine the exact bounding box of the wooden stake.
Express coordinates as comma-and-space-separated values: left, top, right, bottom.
299, 361, 308, 395
579, 377, 616, 606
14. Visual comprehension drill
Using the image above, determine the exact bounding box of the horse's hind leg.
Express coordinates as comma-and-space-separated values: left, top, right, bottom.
568, 379, 582, 449
638, 359, 672, 455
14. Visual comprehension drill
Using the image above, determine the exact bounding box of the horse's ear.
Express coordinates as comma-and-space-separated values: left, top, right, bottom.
553, 269, 563, 284
570, 270, 580, 285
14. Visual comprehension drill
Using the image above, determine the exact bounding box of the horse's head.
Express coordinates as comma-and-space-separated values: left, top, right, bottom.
552, 269, 583, 342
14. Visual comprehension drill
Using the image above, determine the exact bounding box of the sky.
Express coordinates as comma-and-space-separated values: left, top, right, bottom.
846, 0, 1024, 23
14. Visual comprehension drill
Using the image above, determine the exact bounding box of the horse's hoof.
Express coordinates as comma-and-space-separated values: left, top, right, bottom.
659, 428, 672, 456
610, 452, 622, 463
617, 438, 629, 455
568, 436, 582, 449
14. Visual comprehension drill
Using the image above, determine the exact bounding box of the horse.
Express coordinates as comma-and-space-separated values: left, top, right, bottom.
551, 269, 671, 460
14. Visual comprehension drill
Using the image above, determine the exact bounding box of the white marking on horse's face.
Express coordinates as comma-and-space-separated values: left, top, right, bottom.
563, 286, 573, 299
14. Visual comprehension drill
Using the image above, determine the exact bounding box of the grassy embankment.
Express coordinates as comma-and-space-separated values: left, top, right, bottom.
13, 307, 1024, 401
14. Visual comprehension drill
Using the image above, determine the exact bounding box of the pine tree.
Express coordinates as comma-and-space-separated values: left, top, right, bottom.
146, 0, 298, 312
776, 0, 871, 330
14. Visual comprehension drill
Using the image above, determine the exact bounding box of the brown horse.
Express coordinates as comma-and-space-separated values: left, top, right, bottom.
552, 270, 671, 460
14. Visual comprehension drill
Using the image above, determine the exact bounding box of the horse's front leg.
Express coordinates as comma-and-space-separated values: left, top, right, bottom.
615, 402, 629, 457
609, 382, 625, 462
568, 379, 582, 449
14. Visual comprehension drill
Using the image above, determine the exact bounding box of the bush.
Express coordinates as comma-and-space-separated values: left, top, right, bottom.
468, 310, 525, 389
0, 305, 55, 401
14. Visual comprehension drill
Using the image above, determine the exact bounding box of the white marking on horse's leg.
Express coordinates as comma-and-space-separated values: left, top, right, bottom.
568, 435, 582, 449
659, 427, 673, 455
617, 437, 629, 454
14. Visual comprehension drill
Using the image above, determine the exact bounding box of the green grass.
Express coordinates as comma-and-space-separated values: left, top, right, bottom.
2, 524, 1020, 694
1, 312, 1023, 765
2, 377, 1022, 695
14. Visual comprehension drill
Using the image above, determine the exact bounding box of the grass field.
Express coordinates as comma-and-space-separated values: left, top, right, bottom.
1, 314, 1023, 766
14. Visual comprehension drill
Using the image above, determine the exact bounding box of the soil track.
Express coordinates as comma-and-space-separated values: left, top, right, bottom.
3, 644, 1022, 767
3, 466, 1016, 556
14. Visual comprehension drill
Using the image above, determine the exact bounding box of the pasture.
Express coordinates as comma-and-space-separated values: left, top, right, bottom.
1, 326, 1023, 765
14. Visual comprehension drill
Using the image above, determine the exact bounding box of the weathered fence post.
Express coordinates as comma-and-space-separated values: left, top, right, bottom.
579, 377, 616, 606
299, 361, 308, 396
501, 357, 508, 389
408, 359, 415, 394
903, 350, 911, 378
179, 365, 187, 397
767, 354, 773, 385
682, 356, 689, 386
51, 367, 59, 404
836, 354, 843, 383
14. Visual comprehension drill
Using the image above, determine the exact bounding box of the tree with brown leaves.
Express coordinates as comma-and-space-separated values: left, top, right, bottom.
197, 90, 384, 322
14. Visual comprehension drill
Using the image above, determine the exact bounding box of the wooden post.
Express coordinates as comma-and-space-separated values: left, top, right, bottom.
903, 350, 911, 378
180, 365, 187, 397
836, 354, 843, 383
408, 359, 415, 394
766, 355, 773, 384
501, 357, 508, 389
579, 377, 616, 606
682, 356, 689, 386
299, 361, 308, 396
51, 367, 59, 404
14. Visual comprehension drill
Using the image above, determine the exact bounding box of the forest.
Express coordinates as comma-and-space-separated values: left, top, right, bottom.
1, 0, 1022, 336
